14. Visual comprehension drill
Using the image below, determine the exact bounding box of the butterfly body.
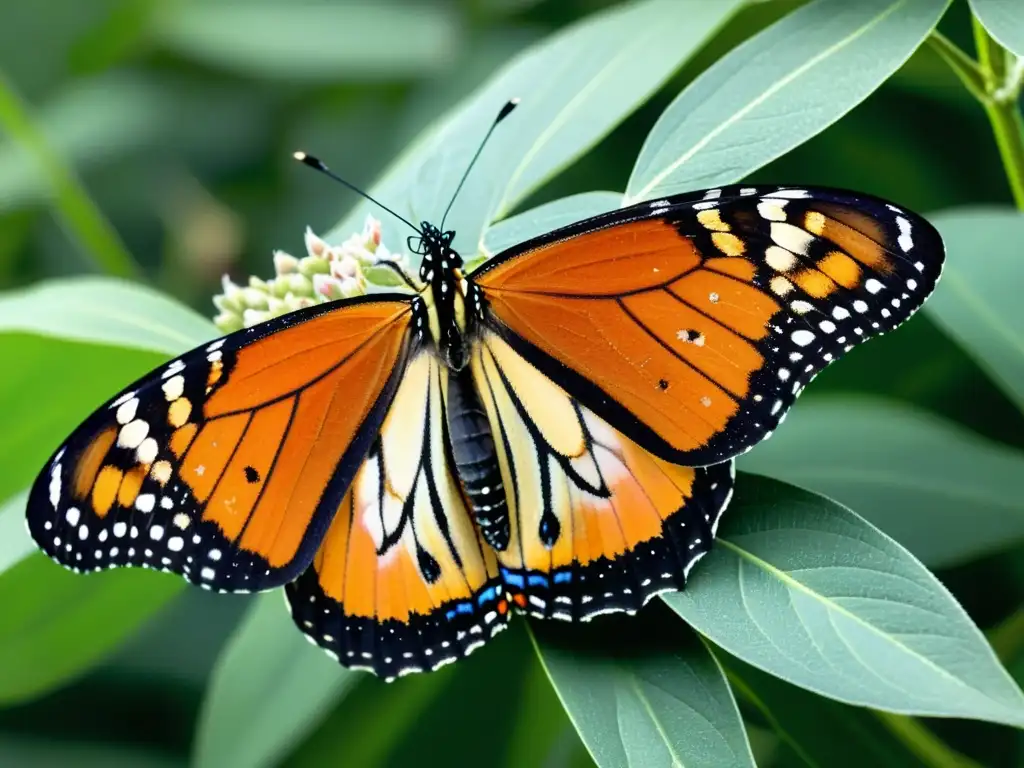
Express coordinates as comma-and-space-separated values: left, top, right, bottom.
26, 183, 944, 680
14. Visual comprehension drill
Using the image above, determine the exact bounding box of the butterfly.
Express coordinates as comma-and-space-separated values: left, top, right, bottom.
25, 101, 944, 681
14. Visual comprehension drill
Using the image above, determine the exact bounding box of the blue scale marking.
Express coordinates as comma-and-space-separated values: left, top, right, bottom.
527, 574, 548, 587
456, 602, 474, 615
554, 571, 572, 584
501, 569, 525, 588
477, 586, 498, 605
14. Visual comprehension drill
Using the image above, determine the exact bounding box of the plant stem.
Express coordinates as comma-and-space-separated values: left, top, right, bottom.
971, 18, 1024, 210
725, 665, 980, 768
874, 712, 984, 768
0, 71, 139, 278
926, 31, 988, 103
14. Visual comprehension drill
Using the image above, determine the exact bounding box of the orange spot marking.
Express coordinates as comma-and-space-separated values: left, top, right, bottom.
170, 423, 198, 458
669, 270, 779, 341
706, 257, 756, 281
239, 316, 410, 567
207, 360, 223, 392
180, 414, 249, 503
817, 250, 862, 289
116, 465, 147, 509
815, 208, 890, 271
92, 465, 123, 518
205, 301, 410, 417
477, 219, 700, 297
513, 593, 527, 609
497, 599, 508, 615
206, 398, 294, 541
697, 208, 729, 232
73, 427, 117, 500
622, 291, 763, 398
711, 232, 745, 257
168, 397, 192, 427
793, 269, 838, 299
150, 460, 172, 486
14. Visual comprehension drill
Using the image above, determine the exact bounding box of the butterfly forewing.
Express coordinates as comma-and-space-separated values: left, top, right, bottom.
27, 296, 417, 592
471, 185, 944, 465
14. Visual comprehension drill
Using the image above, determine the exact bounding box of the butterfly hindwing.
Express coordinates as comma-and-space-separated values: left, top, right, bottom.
27, 296, 417, 592
470, 330, 734, 621
285, 351, 509, 680
471, 185, 944, 465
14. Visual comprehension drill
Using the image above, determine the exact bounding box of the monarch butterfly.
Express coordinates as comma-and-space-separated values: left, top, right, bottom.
26, 99, 944, 681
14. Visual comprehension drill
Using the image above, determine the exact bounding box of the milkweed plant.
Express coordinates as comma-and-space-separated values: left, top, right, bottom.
1, 1, 1023, 767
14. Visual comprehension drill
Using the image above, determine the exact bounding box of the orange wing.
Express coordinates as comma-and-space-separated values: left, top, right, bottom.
285, 351, 508, 680
27, 295, 417, 592
470, 185, 944, 465
469, 330, 733, 621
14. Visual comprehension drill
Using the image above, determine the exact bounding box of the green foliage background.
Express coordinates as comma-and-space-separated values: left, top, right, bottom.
1, 1, 1024, 766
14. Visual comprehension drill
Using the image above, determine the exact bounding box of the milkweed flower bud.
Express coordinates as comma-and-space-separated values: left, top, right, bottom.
211, 216, 412, 332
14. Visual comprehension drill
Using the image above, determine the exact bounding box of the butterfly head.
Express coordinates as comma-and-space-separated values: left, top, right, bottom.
412, 222, 461, 283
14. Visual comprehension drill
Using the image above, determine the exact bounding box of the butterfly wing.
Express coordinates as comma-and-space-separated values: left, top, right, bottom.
470, 185, 944, 465
469, 330, 734, 620
285, 351, 508, 680
27, 295, 418, 592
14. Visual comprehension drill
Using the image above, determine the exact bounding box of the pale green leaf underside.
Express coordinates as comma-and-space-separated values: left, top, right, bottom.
739, 397, 1024, 568
194, 592, 359, 768
479, 190, 622, 258
626, 0, 951, 203
531, 614, 756, 768
665, 475, 1024, 727
152, 4, 461, 80
926, 207, 1024, 413
0, 277, 217, 357
969, 0, 1024, 57
330, 0, 742, 257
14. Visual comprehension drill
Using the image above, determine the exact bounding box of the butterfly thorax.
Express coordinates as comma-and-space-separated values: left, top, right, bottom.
415, 221, 470, 370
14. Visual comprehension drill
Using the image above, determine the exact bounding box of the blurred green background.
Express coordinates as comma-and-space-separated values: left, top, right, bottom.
2, 0, 1024, 766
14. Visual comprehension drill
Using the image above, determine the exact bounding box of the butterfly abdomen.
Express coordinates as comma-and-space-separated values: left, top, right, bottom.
446, 369, 509, 550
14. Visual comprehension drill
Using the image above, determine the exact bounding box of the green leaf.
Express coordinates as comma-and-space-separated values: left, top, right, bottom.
480, 190, 622, 258
287, 621, 536, 767
724, 655, 972, 768
0, 277, 217, 356
194, 591, 358, 768
738, 397, 1024, 568
0, 736, 180, 768
926, 207, 1024, 413
626, 0, 952, 203
152, 3, 460, 81
285, 673, 448, 768
0, 553, 182, 705
0, 491, 32, 576
664, 474, 1024, 726
330, 0, 744, 255
0, 72, 138, 277
0, 73, 171, 211
531, 606, 756, 768
969, 0, 1024, 57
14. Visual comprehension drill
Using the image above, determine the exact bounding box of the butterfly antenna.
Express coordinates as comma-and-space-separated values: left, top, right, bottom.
439, 97, 520, 232
293, 152, 423, 235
